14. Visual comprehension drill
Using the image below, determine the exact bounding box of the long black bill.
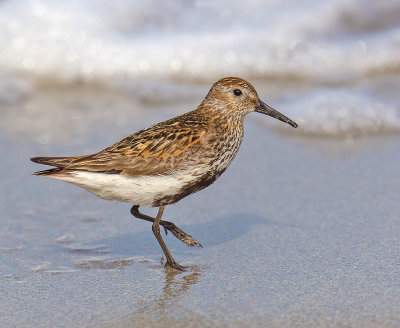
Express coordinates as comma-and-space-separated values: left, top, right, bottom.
255, 99, 298, 128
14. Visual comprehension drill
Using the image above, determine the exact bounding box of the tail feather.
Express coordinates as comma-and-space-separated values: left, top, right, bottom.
32, 167, 65, 176
30, 156, 77, 167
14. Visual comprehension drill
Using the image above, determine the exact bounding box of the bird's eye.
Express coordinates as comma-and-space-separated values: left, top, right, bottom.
233, 89, 242, 96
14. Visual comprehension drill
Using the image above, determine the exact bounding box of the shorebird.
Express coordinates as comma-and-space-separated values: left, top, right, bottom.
31, 77, 298, 270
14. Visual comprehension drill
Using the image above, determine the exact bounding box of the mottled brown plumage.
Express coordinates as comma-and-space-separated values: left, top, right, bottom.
31, 77, 297, 270
33, 111, 209, 177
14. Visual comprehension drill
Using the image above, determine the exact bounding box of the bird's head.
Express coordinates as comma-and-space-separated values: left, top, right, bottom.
203, 77, 298, 128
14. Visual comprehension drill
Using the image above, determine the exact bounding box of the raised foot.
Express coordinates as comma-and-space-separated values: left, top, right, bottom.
161, 221, 202, 248
165, 260, 186, 271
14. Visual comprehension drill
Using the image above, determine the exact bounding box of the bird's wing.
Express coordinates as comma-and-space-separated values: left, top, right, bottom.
31, 155, 92, 167
51, 122, 208, 176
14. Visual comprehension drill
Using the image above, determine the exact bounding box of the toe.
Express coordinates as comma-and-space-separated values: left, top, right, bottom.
165, 260, 186, 271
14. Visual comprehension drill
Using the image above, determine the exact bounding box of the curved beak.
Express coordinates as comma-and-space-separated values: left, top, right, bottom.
255, 99, 298, 128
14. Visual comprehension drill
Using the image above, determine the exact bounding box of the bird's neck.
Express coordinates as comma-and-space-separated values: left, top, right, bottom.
195, 103, 244, 148
198, 99, 245, 124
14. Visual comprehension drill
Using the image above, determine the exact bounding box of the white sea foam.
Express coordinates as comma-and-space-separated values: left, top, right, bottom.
1, 0, 400, 83
1, 0, 400, 137
275, 90, 400, 138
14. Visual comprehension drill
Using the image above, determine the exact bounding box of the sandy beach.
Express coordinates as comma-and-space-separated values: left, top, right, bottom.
1, 85, 399, 327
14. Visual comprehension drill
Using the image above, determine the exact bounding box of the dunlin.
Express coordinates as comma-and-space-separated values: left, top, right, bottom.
31, 77, 297, 270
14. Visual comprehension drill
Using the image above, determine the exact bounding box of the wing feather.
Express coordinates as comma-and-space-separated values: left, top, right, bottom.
31, 110, 212, 176
66, 129, 206, 176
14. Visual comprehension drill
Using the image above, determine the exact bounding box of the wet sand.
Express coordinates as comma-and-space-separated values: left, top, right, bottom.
1, 87, 400, 327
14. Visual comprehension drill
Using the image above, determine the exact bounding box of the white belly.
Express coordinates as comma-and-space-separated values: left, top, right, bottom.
51, 170, 202, 206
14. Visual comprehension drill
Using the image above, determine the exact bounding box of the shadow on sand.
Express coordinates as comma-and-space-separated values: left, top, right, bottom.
94, 213, 275, 257
54, 212, 297, 272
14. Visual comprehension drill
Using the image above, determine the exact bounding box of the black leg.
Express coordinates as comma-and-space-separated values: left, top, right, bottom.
130, 205, 202, 247
152, 207, 185, 271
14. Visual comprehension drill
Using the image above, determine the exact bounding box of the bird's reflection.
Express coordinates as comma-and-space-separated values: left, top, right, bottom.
120, 264, 203, 326
157, 264, 202, 309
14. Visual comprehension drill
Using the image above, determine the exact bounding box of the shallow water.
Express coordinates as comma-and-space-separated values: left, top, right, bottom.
1, 1, 400, 327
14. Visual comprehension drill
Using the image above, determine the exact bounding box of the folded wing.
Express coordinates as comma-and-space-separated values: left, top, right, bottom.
31, 118, 208, 177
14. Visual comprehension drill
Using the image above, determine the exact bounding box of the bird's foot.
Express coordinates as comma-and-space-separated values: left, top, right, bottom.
161, 221, 202, 248
165, 260, 186, 271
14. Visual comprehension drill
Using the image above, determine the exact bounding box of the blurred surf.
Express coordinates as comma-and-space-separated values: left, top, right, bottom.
1, 0, 399, 137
